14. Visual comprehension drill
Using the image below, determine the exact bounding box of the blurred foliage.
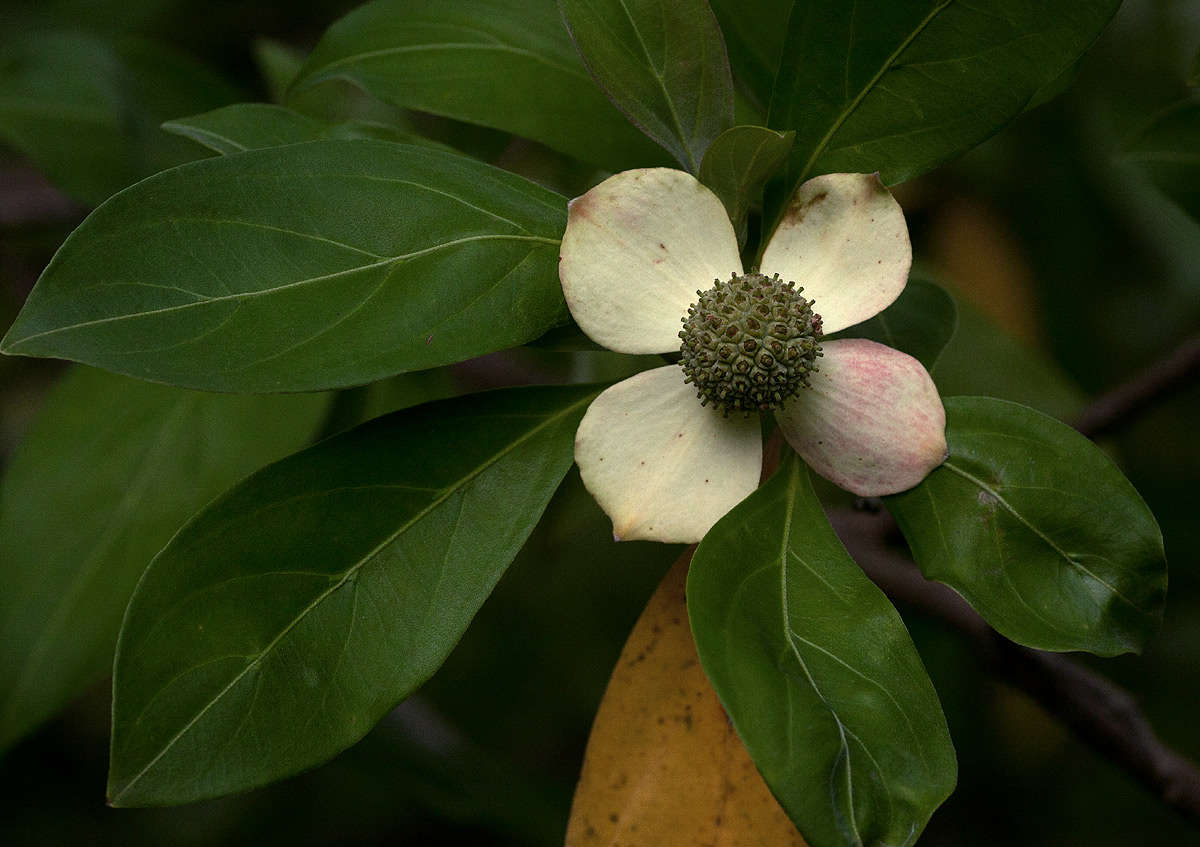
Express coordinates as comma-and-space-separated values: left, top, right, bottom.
1, 0, 1198, 844
0, 32, 242, 204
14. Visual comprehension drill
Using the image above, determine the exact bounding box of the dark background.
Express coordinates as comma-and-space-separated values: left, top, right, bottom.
1, 0, 1198, 843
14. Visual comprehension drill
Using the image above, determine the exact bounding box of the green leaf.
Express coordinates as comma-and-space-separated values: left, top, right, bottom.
1, 140, 569, 392
0, 367, 328, 753
708, 0, 791, 114
320, 120, 457, 150
163, 103, 454, 155
107, 383, 598, 806
688, 457, 956, 847
886, 397, 1166, 656
768, 0, 1121, 188
1025, 56, 1085, 112
0, 31, 239, 205
833, 279, 957, 370
253, 38, 307, 104
1121, 99, 1200, 221
559, 0, 734, 172
290, 0, 667, 171
162, 103, 324, 154
698, 124, 793, 245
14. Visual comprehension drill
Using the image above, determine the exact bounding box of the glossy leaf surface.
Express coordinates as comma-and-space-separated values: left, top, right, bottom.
0, 31, 238, 205
0, 367, 328, 752
566, 555, 803, 845
291, 0, 666, 170
833, 279, 957, 370
689, 458, 956, 847
887, 397, 1166, 655
560, 0, 734, 172
107, 384, 597, 805
768, 0, 1121, 187
163, 103, 453, 155
2, 141, 568, 392
1121, 100, 1200, 221
699, 125, 794, 244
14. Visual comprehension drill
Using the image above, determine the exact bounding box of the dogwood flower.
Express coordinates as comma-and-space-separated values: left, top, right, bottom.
560, 168, 946, 543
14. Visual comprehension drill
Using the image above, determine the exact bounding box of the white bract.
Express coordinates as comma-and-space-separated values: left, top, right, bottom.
560, 168, 947, 543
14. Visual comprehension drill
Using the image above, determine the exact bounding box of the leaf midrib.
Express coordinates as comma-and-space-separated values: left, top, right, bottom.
300, 41, 589, 86
162, 124, 249, 154
612, 0, 697, 171
794, 0, 954, 184
3, 234, 558, 351
108, 389, 595, 803
941, 460, 1147, 613
775, 464, 863, 844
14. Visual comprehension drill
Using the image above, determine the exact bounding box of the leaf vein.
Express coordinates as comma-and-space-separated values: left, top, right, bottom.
942, 460, 1147, 613
797, 0, 953, 182
7, 235, 558, 349
108, 390, 594, 802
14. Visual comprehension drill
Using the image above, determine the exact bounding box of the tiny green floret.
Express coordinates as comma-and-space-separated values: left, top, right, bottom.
678, 271, 823, 415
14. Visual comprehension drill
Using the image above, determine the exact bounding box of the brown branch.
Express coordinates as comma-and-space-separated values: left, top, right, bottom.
832, 509, 1200, 823
811, 333, 1200, 820
823, 333, 1200, 823
1073, 332, 1200, 439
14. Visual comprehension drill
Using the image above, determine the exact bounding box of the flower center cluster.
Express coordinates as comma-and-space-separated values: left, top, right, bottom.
678, 271, 823, 415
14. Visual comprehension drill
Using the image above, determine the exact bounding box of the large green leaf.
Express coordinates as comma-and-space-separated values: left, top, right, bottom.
106, 383, 597, 805
688, 457, 956, 847
698, 124, 793, 245
768, 0, 1121, 188
708, 0, 791, 113
0, 31, 239, 205
887, 397, 1166, 656
1, 140, 569, 392
832, 278, 957, 370
290, 0, 666, 171
560, 0, 734, 172
1121, 99, 1200, 222
0, 367, 328, 753
163, 103, 454, 156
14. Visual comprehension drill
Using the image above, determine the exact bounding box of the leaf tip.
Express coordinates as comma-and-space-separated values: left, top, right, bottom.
0, 329, 22, 355
105, 773, 141, 808
106, 765, 137, 808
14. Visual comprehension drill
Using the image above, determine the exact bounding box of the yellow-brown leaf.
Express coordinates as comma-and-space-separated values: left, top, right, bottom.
565, 554, 806, 846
